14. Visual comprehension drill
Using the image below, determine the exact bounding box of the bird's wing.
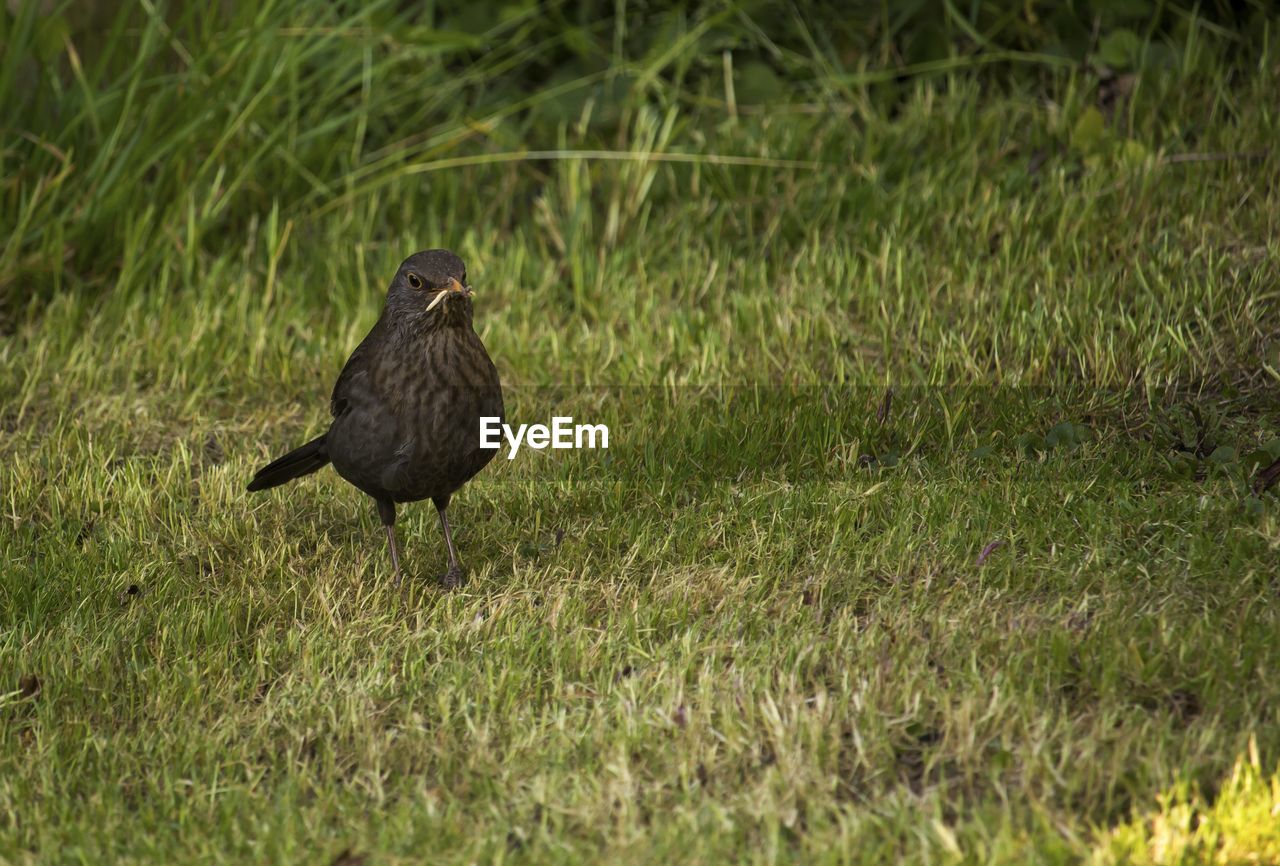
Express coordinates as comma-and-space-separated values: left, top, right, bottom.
330, 325, 378, 419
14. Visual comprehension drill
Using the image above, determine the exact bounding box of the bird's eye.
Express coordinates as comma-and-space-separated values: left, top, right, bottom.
407, 273, 423, 289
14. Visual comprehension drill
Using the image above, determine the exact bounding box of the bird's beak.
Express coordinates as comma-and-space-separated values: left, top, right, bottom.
425, 278, 473, 312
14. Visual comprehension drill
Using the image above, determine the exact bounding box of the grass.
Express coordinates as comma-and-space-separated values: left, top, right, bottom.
3, 2, 1280, 863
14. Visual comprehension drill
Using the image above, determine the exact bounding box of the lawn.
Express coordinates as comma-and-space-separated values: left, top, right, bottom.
2, 3, 1280, 863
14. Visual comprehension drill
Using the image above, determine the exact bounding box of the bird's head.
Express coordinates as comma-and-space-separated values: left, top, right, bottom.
385, 249, 474, 327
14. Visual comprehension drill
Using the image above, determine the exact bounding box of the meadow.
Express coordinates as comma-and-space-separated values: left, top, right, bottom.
2, 2, 1279, 863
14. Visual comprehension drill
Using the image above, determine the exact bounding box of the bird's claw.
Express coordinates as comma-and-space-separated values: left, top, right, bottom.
438, 565, 466, 590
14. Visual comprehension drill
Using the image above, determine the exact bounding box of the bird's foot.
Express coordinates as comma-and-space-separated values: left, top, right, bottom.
438, 565, 466, 589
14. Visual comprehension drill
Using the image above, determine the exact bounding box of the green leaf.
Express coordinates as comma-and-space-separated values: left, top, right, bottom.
1046, 421, 1088, 449
969, 445, 995, 459
735, 61, 786, 105
1071, 107, 1106, 153
1045, 424, 1068, 448
1099, 28, 1142, 70
1017, 432, 1047, 457
1242, 450, 1272, 472
1243, 496, 1265, 518
1121, 139, 1150, 168
1207, 445, 1237, 465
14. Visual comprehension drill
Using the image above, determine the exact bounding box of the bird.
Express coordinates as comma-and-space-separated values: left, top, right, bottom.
1256, 455, 1280, 497
247, 249, 503, 588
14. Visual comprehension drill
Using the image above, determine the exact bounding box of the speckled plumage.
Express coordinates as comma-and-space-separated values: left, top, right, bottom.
247, 249, 503, 586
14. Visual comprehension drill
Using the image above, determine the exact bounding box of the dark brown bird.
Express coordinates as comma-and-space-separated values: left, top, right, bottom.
1256, 455, 1280, 497
247, 249, 503, 587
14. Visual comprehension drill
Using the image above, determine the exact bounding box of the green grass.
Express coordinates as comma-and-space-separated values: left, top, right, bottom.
3, 3, 1280, 863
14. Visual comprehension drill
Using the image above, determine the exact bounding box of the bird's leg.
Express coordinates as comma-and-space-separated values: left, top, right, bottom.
385, 524, 402, 585
375, 498, 402, 585
434, 496, 464, 589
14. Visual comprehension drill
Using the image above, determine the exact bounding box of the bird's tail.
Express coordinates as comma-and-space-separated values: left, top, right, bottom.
247, 434, 330, 492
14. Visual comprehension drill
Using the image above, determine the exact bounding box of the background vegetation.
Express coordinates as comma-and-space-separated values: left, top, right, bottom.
2, 0, 1279, 863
